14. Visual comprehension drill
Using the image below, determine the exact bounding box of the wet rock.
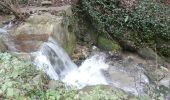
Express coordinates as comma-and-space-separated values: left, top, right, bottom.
107, 54, 150, 95
32, 75, 43, 85
160, 79, 170, 89
121, 40, 138, 52
10, 12, 76, 54
138, 48, 157, 60
48, 80, 65, 89
72, 43, 91, 65
159, 73, 170, 89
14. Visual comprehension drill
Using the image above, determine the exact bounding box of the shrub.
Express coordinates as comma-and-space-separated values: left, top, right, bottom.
80, 0, 170, 56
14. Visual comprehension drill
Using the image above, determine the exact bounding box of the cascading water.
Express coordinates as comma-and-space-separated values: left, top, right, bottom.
33, 37, 109, 88
0, 22, 12, 33
0, 22, 151, 95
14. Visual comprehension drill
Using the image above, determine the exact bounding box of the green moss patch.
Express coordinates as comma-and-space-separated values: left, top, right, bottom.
97, 36, 121, 52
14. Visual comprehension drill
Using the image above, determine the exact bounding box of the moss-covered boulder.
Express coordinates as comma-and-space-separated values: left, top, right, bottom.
138, 48, 157, 60
97, 36, 121, 52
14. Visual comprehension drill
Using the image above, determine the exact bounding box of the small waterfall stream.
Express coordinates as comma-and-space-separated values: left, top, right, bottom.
0, 22, 109, 89
33, 37, 109, 88
0, 22, 156, 96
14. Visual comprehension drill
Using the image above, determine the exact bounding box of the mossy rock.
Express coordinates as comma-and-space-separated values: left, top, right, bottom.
0, 39, 7, 52
138, 48, 157, 60
97, 36, 121, 52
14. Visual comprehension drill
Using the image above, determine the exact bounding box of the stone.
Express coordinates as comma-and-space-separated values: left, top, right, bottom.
119, 30, 140, 52
32, 75, 42, 85
160, 79, 170, 89
12, 52, 32, 61
138, 48, 157, 60
11, 12, 76, 54
97, 36, 121, 52
48, 80, 64, 89
159, 72, 170, 89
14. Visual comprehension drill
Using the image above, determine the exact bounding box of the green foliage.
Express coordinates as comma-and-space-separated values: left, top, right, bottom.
80, 0, 170, 56
0, 52, 46, 99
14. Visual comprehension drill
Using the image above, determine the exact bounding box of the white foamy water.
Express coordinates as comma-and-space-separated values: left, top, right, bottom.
0, 22, 12, 33
33, 37, 109, 88
63, 54, 109, 88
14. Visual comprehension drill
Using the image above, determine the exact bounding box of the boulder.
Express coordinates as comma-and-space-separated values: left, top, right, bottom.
32, 75, 42, 85
119, 30, 141, 52
32, 74, 48, 85
138, 48, 157, 60
48, 80, 65, 89
97, 36, 121, 53
10, 12, 76, 54
119, 30, 170, 58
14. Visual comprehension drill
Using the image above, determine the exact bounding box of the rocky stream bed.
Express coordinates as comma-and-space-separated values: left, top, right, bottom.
0, 5, 170, 100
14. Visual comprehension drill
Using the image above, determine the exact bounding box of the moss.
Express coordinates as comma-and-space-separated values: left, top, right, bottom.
97, 36, 121, 52
64, 33, 76, 55
63, 16, 76, 55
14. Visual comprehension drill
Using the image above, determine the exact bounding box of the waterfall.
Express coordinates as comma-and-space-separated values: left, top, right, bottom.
0, 22, 12, 33
33, 37, 109, 88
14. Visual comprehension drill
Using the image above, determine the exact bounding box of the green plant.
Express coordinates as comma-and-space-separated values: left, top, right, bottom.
79, 0, 170, 57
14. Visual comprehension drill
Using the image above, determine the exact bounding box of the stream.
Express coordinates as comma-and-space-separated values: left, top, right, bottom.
32, 37, 149, 95
0, 21, 169, 98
